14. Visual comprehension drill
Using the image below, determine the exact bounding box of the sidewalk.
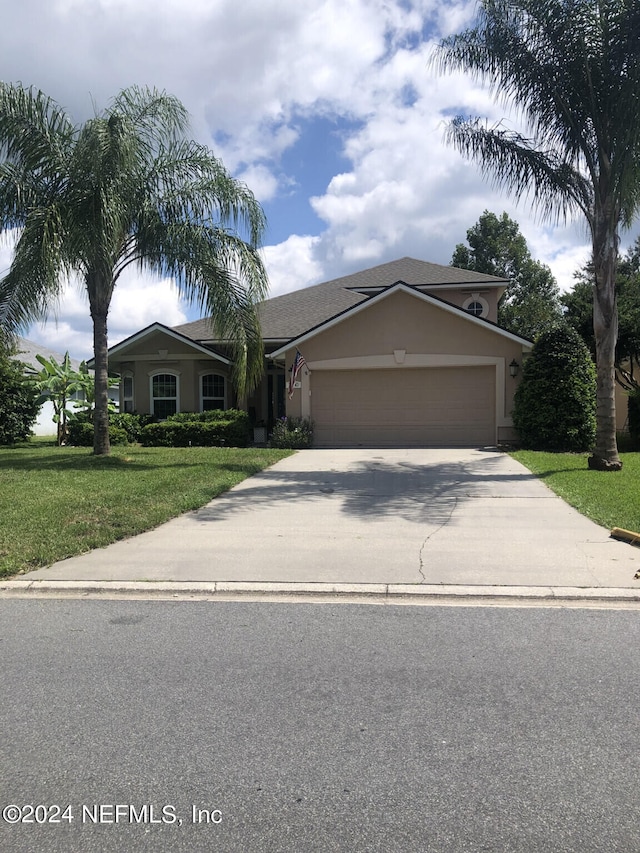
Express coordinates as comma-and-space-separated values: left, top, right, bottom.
4, 448, 640, 603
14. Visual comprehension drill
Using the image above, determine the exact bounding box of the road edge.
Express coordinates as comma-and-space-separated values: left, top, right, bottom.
3, 578, 640, 604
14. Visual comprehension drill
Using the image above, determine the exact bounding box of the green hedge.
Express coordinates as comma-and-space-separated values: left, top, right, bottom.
110, 412, 157, 442
67, 420, 130, 447
166, 409, 243, 423
139, 410, 250, 447
69, 409, 251, 448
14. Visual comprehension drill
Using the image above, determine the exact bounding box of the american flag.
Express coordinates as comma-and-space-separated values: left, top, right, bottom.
288, 350, 307, 399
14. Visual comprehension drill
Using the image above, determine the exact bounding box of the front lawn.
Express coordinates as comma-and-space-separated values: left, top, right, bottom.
511, 450, 640, 532
0, 443, 292, 578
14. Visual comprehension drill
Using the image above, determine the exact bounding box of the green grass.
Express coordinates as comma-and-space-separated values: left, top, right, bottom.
0, 442, 292, 577
511, 450, 640, 532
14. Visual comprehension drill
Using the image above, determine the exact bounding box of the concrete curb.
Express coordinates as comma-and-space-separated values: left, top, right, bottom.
2, 578, 640, 603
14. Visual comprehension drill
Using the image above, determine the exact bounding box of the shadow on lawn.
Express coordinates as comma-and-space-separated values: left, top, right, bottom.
524, 468, 589, 479
0, 449, 217, 473
0, 445, 284, 474
0, 452, 156, 472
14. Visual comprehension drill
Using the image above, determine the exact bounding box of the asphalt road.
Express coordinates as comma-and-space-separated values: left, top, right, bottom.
2, 599, 640, 852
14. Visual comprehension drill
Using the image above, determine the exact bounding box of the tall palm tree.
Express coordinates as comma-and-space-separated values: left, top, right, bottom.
435, 0, 640, 470
0, 84, 268, 455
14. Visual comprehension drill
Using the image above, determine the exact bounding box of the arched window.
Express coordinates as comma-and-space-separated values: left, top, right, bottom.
463, 295, 489, 318
151, 373, 179, 419
201, 373, 226, 411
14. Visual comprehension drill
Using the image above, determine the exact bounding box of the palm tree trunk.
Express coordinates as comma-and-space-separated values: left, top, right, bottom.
589, 216, 622, 471
90, 291, 111, 457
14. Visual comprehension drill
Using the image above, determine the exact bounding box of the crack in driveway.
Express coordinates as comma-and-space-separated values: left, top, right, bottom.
418, 497, 459, 583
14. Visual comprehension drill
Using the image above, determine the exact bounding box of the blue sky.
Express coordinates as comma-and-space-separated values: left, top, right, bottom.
262, 115, 359, 244
0, 0, 631, 360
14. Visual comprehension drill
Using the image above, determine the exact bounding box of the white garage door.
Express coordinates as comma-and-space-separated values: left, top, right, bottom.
311, 366, 496, 447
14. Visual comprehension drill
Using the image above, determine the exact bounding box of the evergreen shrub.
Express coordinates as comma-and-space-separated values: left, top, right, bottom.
512, 326, 596, 451
109, 412, 156, 442
67, 415, 130, 446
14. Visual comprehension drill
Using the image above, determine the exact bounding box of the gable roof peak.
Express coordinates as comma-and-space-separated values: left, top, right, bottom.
172, 256, 509, 344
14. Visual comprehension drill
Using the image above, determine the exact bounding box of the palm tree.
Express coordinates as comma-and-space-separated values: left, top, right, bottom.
434, 0, 640, 470
0, 84, 268, 455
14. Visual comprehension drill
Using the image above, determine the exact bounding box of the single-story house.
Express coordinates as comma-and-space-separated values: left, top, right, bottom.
104, 257, 537, 447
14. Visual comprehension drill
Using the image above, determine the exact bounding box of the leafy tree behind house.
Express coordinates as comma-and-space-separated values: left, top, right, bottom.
512, 326, 596, 451
0, 335, 40, 444
0, 84, 268, 457
435, 0, 640, 471
451, 210, 562, 340
563, 238, 640, 393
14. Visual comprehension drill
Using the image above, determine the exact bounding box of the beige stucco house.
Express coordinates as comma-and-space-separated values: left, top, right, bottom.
105, 257, 534, 447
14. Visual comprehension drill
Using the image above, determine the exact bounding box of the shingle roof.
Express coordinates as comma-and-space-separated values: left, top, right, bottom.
15, 337, 85, 372
173, 257, 508, 343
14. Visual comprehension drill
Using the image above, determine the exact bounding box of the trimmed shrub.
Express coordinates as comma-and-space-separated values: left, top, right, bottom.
167, 408, 236, 423
68, 409, 251, 448
512, 325, 596, 451
270, 416, 314, 449
139, 410, 250, 447
110, 412, 156, 442
67, 416, 129, 446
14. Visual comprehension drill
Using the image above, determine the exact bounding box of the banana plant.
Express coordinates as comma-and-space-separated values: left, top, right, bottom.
70, 361, 119, 416
32, 352, 116, 445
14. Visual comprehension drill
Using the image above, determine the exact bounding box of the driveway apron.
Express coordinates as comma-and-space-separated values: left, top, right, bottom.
23, 448, 640, 587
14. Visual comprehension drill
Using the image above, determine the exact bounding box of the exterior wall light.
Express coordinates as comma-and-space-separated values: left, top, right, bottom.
509, 359, 520, 378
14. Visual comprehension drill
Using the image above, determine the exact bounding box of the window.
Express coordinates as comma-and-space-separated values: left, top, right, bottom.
201, 373, 225, 411
122, 373, 134, 413
462, 295, 489, 318
151, 373, 178, 419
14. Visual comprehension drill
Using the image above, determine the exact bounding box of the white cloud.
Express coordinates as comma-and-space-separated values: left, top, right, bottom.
0, 0, 617, 354
27, 320, 94, 361
0, 239, 14, 275
263, 235, 324, 296
108, 273, 188, 339
235, 165, 280, 203
267, 21, 593, 292
26, 273, 188, 359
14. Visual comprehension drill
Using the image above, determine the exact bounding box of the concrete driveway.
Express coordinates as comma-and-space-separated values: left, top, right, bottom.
22, 448, 640, 589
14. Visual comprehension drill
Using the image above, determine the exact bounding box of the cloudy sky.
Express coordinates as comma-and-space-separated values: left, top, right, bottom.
1, 0, 634, 359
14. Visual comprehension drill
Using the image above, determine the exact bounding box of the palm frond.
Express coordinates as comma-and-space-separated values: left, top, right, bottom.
108, 86, 190, 154
0, 81, 269, 407
128, 216, 268, 394
434, 0, 640, 226
445, 117, 593, 223
0, 209, 67, 331
0, 83, 74, 174
144, 139, 267, 247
